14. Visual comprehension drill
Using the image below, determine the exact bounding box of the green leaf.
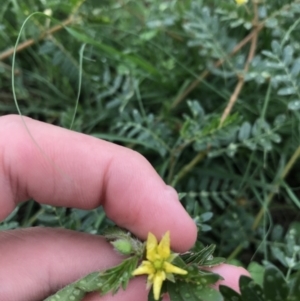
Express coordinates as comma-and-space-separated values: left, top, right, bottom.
181, 245, 215, 264
265, 18, 278, 29
163, 256, 222, 301
65, 27, 160, 76
201, 257, 226, 267
283, 45, 294, 65
167, 279, 222, 301
264, 265, 288, 301
195, 286, 223, 301
181, 245, 225, 267
179, 282, 201, 301
271, 246, 288, 267
282, 181, 300, 210
169, 281, 203, 301
239, 276, 264, 301
75, 272, 110, 292
182, 264, 223, 285
178, 193, 187, 200
44, 256, 139, 300
167, 281, 183, 301
98, 256, 139, 294
277, 87, 295, 96
288, 271, 300, 301
200, 212, 213, 223
248, 262, 265, 287
219, 285, 242, 301
44, 286, 85, 301
291, 58, 300, 76
271, 40, 281, 55
238, 121, 252, 141
286, 99, 299, 110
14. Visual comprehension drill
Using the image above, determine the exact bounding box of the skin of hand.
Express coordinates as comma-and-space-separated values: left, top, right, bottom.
0, 115, 250, 301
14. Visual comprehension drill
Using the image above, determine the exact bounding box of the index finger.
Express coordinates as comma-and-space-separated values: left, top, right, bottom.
0, 115, 197, 251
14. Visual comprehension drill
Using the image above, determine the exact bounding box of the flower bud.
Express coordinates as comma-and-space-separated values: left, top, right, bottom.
111, 239, 132, 255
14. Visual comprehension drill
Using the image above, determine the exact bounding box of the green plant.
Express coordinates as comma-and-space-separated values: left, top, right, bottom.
1, 0, 300, 300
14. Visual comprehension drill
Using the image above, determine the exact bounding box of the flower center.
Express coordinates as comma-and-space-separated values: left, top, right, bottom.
153, 259, 164, 270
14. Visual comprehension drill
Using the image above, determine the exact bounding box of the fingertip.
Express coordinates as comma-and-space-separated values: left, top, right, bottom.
138, 185, 197, 253
102, 152, 197, 253
163, 185, 198, 252
210, 264, 251, 293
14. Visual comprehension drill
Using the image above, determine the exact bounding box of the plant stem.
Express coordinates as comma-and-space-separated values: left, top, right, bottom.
0, 17, 76, 61
228, 145, 300, 260
252, 145, 300, 230
172, 151, 207, 187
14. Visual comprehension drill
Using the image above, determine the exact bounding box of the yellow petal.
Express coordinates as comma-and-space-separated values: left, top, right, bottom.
148, 273, 154, 282
132, 261, 155, 276
152, 271, 166, 300
157, 231, 170, 259
146, 274, 154, 290
235, 0, 248, 5
163, 261, 188, 275
147, 232, 158, 261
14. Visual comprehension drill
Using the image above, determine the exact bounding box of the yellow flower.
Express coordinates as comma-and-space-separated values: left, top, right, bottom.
132, 231, 187, 300
235, 0, 248, 5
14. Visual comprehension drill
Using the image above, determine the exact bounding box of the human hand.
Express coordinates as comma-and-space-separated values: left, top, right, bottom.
0, 115, 249, 301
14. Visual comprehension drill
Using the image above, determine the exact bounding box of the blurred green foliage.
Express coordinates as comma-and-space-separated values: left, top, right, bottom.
1, 0, 300, 300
